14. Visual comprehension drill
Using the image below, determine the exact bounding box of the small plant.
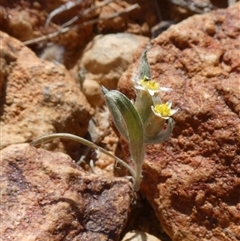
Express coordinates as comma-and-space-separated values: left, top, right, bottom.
31, 51, 178, 191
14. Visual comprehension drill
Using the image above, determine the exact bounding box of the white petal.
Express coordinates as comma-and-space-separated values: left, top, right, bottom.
167, 101, 172, 108
148, 89, 160, 96
134, 85, 144, 91
170, 108, 179, 116
160, 86, 173, 92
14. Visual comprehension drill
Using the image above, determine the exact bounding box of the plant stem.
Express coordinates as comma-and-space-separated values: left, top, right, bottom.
31, 133, 136, 180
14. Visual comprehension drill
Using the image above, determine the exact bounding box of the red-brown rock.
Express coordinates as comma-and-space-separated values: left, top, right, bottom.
0, 144, 133, 241
0, 31, 92, 159
118, 3, 240, 241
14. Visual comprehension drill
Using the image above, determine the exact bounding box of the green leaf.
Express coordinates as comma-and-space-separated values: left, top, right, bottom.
101, 86, 128, 140
138, 51, 151, 80
144, 117, 175, 144
102, 87, 145, 190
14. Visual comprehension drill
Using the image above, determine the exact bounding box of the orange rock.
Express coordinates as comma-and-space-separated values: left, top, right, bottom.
0, 31, 92, 160
118, 3, 240, 241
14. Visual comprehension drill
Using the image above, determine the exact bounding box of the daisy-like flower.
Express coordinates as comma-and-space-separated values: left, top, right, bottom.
135, 76, 172, 96
151, 101, 178, 119
143, 101, 178, 142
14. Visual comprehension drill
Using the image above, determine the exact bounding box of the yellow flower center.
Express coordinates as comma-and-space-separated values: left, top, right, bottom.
154, 103, 171, 117
140, 77, 160, 90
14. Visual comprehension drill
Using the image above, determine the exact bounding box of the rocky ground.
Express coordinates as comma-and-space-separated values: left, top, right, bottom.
1, 1, 240, 241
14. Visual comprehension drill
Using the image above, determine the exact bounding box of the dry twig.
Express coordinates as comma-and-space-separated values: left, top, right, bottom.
24, 3, 139, 46
45, 0, 84, 27
60, 0, 115, 29
169, 0, 215, 13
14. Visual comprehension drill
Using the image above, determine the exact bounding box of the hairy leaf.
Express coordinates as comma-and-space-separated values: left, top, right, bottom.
102, 87, 145, 190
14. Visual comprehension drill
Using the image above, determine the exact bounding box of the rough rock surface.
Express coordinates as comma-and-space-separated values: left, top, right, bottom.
82, 79, 105, 107
118, 3, 240, 241
0, 31, 92, 158
0, 0, 158, 68
97, 0, 158, 36
78, 33, 149, 89
0, 144, 133, 241
0, 0, 93, 45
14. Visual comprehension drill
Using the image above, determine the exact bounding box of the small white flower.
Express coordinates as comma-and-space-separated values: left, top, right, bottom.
135, 76, 172, 96
151, 101, 178, 119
